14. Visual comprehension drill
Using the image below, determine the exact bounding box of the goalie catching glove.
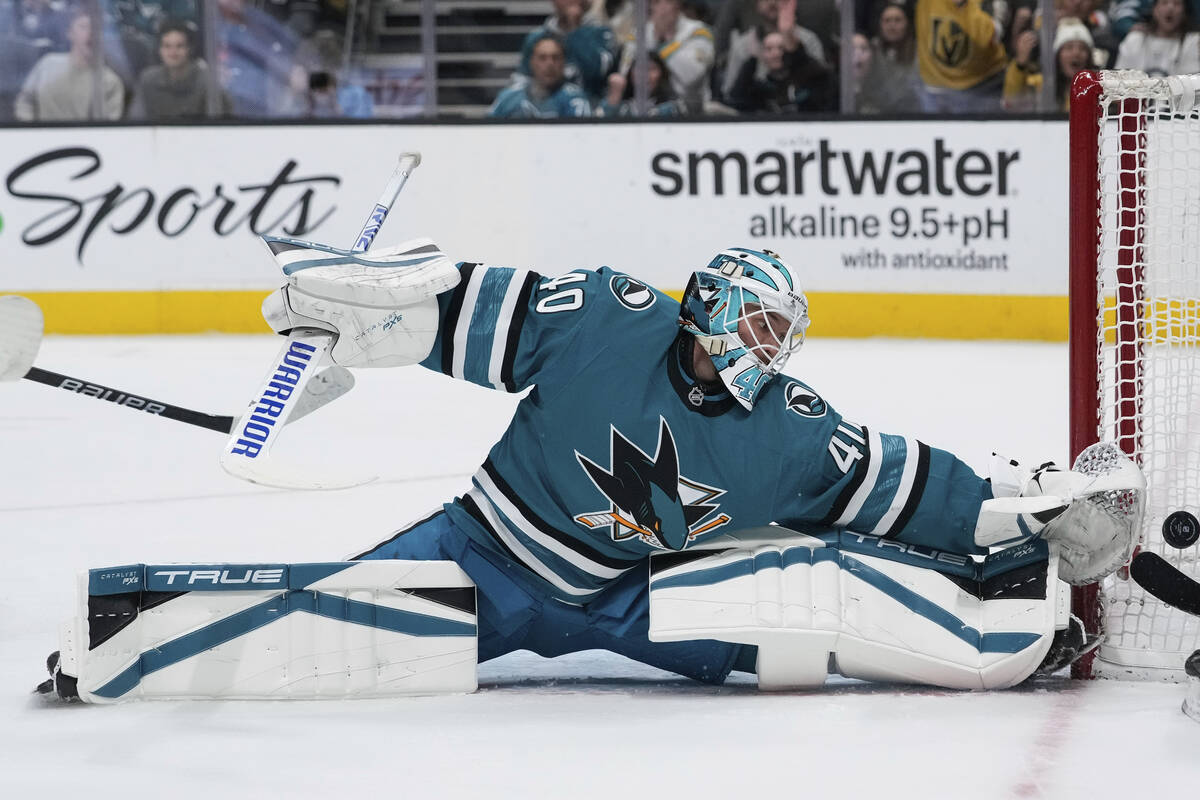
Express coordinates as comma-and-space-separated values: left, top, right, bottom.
975, 442, 1146, 585
260, 236, 460, 368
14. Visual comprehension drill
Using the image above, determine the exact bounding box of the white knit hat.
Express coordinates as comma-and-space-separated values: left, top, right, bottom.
1053, 18, 1095, 53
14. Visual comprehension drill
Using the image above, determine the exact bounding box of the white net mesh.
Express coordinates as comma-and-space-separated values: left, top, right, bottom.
1091, 71, 1200, 679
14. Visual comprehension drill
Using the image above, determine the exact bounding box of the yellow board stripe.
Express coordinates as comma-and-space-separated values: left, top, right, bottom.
13, 290, 1071, 340
14, 291, 273, 335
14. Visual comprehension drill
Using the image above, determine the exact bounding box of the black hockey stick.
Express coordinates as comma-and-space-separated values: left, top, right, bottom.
2, 295, 352, 435
25, 366, 238, 433
19, 364, 352, 435
1130, 551, 1200, 617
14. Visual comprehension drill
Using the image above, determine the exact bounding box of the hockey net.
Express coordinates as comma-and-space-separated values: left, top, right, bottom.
1069, 70, 1200, 680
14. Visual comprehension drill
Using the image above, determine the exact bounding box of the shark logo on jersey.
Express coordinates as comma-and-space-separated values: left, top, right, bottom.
573, 417, 730, 550
784, 380, 827, 418
609, 275, 656, 311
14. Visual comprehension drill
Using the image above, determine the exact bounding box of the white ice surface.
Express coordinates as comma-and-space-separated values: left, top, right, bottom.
2, 335, 1197, 798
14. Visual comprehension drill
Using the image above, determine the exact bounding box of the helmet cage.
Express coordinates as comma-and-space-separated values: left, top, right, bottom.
679, 248, 810, 409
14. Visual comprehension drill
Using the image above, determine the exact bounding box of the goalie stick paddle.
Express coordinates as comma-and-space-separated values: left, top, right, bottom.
1130, 551, 1200, 618
219, 152, 422, 491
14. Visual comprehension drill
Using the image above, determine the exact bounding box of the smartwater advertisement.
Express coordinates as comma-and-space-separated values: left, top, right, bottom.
0, 120, 1067, 295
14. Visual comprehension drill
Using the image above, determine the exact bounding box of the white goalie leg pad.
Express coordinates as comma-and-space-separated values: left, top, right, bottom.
59, 561, 477, 702
649, 530, 1064, 690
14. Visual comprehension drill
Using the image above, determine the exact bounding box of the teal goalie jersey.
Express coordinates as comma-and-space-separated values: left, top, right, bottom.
420, 263, 992, 603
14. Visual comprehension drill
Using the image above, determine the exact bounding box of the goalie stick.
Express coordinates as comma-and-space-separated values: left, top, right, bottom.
218, 152, 422, 491
24, 365, 353, 434
0, 295, 354, 434
1130, 551, 1200, 618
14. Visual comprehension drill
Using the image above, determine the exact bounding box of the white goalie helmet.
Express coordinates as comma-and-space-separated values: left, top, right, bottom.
678, 247, 810, 410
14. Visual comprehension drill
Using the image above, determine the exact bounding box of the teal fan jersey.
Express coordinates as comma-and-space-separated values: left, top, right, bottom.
420, 264, 992, 604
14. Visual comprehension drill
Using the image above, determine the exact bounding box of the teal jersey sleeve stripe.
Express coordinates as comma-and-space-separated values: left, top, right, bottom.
847, 432, 909, 532
464, 268, 519, 385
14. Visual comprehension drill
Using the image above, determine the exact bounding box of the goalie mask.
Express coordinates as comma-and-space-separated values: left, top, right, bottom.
678, 247, 810, 410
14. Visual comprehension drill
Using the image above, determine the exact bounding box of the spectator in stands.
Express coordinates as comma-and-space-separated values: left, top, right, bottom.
1114, 0, 1200, 74
286, 28, 373, 118
301, 68, 341, 117
0, 0, 63, 121
13, 6, 123, 120
850, 32, 884, 113
869, 2, 921, 112
622, 0, 715, 112
491, 32, 593, 118
7, 0, 68, 51
519, 0, 617, 103
1104, 0, 1200, 44
857, 0, 916, 36
214, 0, 299, 117
792, 0, 839, 63
1108, 0, 1167, 41
1058, 0, 1118, 65
1003, 16, 1094, 110
129, 20, 231, 120
599, 49, 685, 115
725, 28, 834, 112
714, 0, 832, 70
719, 0, 825, 106
914, 0, 1010, 113
590, 0, 635, 43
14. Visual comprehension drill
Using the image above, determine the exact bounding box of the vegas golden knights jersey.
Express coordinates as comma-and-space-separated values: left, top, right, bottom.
916, 0, 1009, 90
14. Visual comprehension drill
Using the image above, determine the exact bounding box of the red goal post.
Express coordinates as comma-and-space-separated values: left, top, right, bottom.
1068, 70, 1200, 680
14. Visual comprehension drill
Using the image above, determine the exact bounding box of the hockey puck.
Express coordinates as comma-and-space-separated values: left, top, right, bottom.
1163, 511, 1200, 549
1186, 650, 1200, 679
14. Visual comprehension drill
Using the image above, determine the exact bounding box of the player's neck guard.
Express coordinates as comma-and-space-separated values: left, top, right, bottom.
668, 333, 736, 417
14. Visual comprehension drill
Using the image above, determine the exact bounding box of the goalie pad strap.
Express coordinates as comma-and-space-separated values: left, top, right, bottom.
648, 530, 1063, 690
62, 561, 477, 702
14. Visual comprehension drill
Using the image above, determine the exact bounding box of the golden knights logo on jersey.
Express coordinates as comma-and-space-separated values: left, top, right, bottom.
930, 17, 970, 68
573, 417, 731, 550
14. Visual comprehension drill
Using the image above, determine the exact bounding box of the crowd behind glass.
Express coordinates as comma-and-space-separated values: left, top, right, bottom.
1, 0, 1194, 122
